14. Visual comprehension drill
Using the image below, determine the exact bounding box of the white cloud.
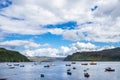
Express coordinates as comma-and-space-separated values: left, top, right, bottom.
59, 42, 116, 56
0, 40, 29, 48
23, 42, 99, 57
63, 30, 84, 41
0, 40, 59, 57
62, 22, 120, 42
0, 0, 120, 42
0, 0, 94, 34
23, 48, 59, 57
70, 42, 97, 53
98, 46, 115, 51
0, 40, 115, 57
0, 40, 50, 49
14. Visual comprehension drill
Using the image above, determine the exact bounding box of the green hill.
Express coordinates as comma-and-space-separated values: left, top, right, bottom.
0, 48, 30, 62
64, 47, 120, 61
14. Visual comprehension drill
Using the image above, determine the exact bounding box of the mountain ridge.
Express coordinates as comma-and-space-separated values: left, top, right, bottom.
64, 47, 120, 61
0, 47, 30, 62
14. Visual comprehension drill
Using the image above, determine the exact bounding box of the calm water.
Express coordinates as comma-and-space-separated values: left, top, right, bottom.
0, 61, 120, 80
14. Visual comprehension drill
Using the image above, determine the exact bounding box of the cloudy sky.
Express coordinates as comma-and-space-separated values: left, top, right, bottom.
0, 0, 120, 57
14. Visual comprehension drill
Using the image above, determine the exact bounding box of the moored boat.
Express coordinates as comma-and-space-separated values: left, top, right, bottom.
90, 61, 97, 65
84, 73, 90, 78
20, 65, 25, 67
105, 67, 115, 72
0, 78, 7, 80
66, 64, 71, 66
71, 62, 76, 64
9, 66, 15, 69
81, 63, 88, 65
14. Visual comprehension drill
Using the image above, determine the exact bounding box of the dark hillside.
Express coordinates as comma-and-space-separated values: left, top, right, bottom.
0, 48, 30, 62
64, 47, 120, 61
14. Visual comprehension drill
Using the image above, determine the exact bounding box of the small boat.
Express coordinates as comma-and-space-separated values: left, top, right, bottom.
73, 67, 76, 70
90, 61, 97, 65
81, 63, 88, 65
44, 65, 50, 68
66, 64, 71, 66
7, 64, 12, 66
71, 62, 76, 64
84, 73, 90, 78
67, 69, 71, 72
0, 78, 7, 80
40, 74, 44, 77
67, 71, 72, 75
20, 65, 24, 67
84, 68, 89, 72
105, 67, 115, 72
14, 64, 19, 66
9, 66, 15, 69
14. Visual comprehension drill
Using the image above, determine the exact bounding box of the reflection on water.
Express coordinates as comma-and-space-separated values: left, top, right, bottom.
0, 62, 120, 80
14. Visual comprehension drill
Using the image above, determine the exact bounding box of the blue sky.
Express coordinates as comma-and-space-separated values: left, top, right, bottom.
0, 0, 120, 57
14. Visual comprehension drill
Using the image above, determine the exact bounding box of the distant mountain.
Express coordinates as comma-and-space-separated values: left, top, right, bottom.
64, 47, 120, 61
0, 48, 30, 62
28, 56, 65, 62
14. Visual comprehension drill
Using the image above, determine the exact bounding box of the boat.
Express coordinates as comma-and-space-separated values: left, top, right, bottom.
84, 68, 89, 72
14, 64, 19, 66
0, 78, 7, 80
67, 69, 71, 72
44, 65, 50, 68
71, 62, 76, 64
65, 64, 71, 66
105, 67, 115, 72
73, 67, 76, 70
9, 66, 15, 69
20, 65, 25, 67
7, 64, 12, 66
40, 74, 44, 77
81, 63, 88, 65
90, 61, 97, 65
67, 71, 72, 75
84, 73, 90, 78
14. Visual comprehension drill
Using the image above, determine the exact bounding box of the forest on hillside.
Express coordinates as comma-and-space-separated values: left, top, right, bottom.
64, 47, 120, 61
0, 48, 30, 62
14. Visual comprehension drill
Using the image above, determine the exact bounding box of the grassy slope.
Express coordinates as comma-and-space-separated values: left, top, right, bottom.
64, 47, 120, 61
0, 48, 30, 62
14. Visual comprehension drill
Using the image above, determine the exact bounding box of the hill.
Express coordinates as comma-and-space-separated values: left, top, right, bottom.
64, 47, 120, 61
28, 56, 64, 62
0, 48, 30, 62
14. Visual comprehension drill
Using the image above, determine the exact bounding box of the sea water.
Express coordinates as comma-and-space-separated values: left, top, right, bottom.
0, 61, 120, 80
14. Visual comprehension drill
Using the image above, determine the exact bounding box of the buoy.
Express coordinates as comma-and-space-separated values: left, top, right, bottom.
40, 74, 44, 77
73, 67, 76, 70
67, 69, 71, 72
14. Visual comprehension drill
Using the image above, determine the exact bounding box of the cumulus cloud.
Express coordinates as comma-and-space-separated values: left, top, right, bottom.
59, 42, 116, 56
59, 42, 98, 56
0, 0, 120, 42
0, 0, 93, 34
22, 41, 101, 57
23, 48, 59, 57
0, 40, 49, 49
0, 40, 28, 49
0, 0, 120, 57
0, 40, 115, 57
0, 40, 59, 57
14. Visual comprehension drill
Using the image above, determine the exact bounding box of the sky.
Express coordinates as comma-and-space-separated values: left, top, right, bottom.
0, 0, 120, 57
